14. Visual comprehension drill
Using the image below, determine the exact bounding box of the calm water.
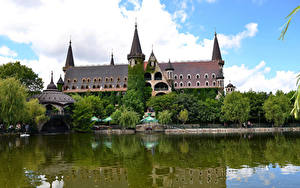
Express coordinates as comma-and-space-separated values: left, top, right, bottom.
1, 133, 300, 188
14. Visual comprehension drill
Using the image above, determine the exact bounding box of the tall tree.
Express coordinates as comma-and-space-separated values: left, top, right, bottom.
221, 91, 250, 126
0, 62, 43, 95
263, 91, 291, 126
0, 78, 27, 127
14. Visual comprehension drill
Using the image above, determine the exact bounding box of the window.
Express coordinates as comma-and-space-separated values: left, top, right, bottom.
196, 74, 200, 79
73, 79, 77, 83
196, 81, 200, 87
67, 79, 70, 83
105, 77, 109, 82
174, 74, 178, 79
72, 86, 76, 90
98, 78, 102, 82
187, 81, 191, 87
86, 85, 89, 89
87, 78, 90, 83
97, 85, 100, 88
204, 74, 208, 79
104, 84, 108, 88
174, 82, 178, 87
213, 81, 216, 86
93, 78, 97, 82
116, 84, 120, 88
154, 72, 162, 80
187, 74, 191, 79
117, 77, 121, 82
109, 84, 112, 88
180, 82, 184, 87
82, 78, 86, 83
179, 74, 183, 79
123, 84, 127, 88
81, 85, 84, 89
124, 77, 127, 82
93, 85, 96, 89
110, 77, 113, 82
205, 81, 209, 86
212, 73, 216, 79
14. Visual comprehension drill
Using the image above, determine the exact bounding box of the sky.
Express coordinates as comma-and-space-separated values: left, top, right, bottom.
0, 0, 299, 92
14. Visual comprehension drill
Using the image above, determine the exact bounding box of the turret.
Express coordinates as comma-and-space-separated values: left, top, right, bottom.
110, 52, 115, 66
212, 32, 224, 68
56, 75, 64, 92
63, 40, 75, 72
165, 59, 174, 80
127, 23, 145, 66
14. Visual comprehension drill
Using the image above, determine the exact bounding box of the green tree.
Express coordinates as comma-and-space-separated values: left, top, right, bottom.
221, 91, 250, 126
158, 110, 172, 125
0, 62, 43, 95
263, 91, 291, 126
119, 109, 140, 128
243, 91, 268, 123
122, 90, 144, 116
105, 104, 115, 117
24, 99, 48, 126
111, 106, 128, 125
72, 96, 95, 132
0, 78, 27, 127
198, 98, 222, 123
178, 109, 188, 124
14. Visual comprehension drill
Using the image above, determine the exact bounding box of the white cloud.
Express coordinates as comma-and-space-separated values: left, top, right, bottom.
0, 0, 258, 87
0, 46, 18, 57
224, 61, 299, 93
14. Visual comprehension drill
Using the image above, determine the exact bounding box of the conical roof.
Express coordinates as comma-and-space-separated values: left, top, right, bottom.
57, 75, 64, 85
127, 24, 145, 60
212, 32, 222, 61
65, 40, 74, 67
110, 53, 114, 66
165, 59, 174, 71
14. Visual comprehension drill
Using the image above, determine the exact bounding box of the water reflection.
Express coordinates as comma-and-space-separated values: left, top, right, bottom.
1, 133, 300, 187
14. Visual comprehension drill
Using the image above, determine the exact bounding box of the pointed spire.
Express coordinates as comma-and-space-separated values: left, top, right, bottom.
165, 59, 174, 71
110, 51, 115, 66
212, 32, 222, 61
65, 40, 75, 67
127, 22, 145, 60
57, 74, 64, 85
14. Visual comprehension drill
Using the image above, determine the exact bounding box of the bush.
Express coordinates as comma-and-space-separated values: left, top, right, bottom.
158, 110, 172, 125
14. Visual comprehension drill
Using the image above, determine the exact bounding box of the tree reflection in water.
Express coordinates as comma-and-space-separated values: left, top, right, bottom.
1, 133, 300, 187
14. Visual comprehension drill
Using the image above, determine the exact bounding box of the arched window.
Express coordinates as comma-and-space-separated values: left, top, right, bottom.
109, 84, 112, 88
196, 74, 200, 79
81, 85, 84, 89
67, 79, 71, 83
154, 82, 169, 91
82, 78, 86, 83
86, 85, 89, 89
73, 79, 77, 83
213, 81, 216, 86
97, 85, 100, 88
180, 82, 184, 87
187, 81, 191, 87
87, 78, 90, 83
205, 81, 209, 86
174, 74, 178, 79
98, 78, 102, 82
179, 74, 183, 79
145, 82, 151, 87
174, 82, 178, 87
144, 73, 151, 80
212, 73, 216, 79
154, 72, 162, 80
124, 77, 127, 82
196, 81, 200, 87
123, 84, 127, 88
204, 74, 209, 79
117, 77, 120, 82
65, 86, 69, 90
104, 84, 108, 88
93, 78, 97, 82
72, 86, 76, 90
116, 84, 120, 88
105, 77, 109, 82
110, 77, 113, 82
187, 74, 191, 79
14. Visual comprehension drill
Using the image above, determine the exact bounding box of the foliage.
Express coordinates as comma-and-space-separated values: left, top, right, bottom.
243, 91, 268, 123
105, 104, 115, 117
263, 91, 291, 126
0, 78, 27, 127
111, 106, 129, 124
291, 74, 300, 119
118, 108, 140, 128
157, 110, 172, 125
127, 61, 145, 105
198, 98, 222, 123
25, 99, 48, 125
0, 62, 43, 95
122, 90, 144, 116
279, 5, 300, 40
178, 109, 188, 124
221, 91, 250, 125
72, 96, 95, 132
179, 88, 218, 100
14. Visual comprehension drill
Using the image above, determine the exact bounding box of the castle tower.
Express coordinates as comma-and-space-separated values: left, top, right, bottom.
212, 32, 225, 89
110, 52, 115, 66
127, 23, 145, 66
56, 75, 64, 92
165, 59, 174, 80
63, 40, 75, 73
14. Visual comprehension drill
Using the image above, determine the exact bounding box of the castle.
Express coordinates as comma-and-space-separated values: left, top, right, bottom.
60, 24, 225, 96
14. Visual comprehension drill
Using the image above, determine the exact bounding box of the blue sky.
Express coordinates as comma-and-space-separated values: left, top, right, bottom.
0, 0, 299, 91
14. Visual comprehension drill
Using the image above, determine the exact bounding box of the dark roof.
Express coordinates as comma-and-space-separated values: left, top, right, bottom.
212, 33, 222, 61
47, 72, 57, 90
165, 59, 174, 71
110, 53, 115, 66
64, 64, 128, 89
34, 90, 74, 106
127, 24, 145, 60
216, 68, 224, 79
57, 75, 64, 85
65, 41, 74, 67
226, 83, 235, 88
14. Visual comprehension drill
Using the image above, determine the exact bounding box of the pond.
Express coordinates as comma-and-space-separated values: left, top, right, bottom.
1, 133, 300, 187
